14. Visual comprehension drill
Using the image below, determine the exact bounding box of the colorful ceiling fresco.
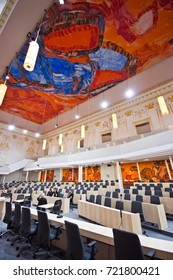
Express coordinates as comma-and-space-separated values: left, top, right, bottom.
1, 0, 173, 124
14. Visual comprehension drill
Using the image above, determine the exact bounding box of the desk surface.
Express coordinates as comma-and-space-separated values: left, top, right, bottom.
38, 203, 54, 209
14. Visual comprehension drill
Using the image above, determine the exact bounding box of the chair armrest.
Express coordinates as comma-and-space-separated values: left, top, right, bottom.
144, 250, 156, 259
87, 240, 97, 248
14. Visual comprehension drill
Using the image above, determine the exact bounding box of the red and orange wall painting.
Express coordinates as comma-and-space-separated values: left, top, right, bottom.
40, 170, 45, 182
121, 163, 139, 187
73, 168, 78, 184
138, 161, 169, 182
121, 160, 171, 184
85, 166, 101, 182
46, 170, 54, 182
62, 169, 73, 182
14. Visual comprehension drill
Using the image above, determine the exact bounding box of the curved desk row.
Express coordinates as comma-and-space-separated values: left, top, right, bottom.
29, 207, 173, 260
78, 200, 142, 235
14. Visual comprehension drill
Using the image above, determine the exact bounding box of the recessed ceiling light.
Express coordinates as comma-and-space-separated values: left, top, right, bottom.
35, 132, 40, 138
59, 0, 64, 4
75, 114, 80, 119
101, 101, 108, 109
23, 129, 28, 134
8, 124, 15, 131
126, 89, 134, 98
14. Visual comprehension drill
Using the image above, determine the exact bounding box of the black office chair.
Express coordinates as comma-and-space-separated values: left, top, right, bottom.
65, 220, 97, 260
22, 195, 32, 207
15, 194, 24, 201
7, 203, 22, 242
124, 189, 129, 193
0, 201, 13, 238
145, 190, 152, 196
150, 195, 160, 205
15, 207, 37, 256
136, 185, 142, 190
132, 188, 138, 194
104, 197, 111, 208
124, 193, 131, 200
169, 191, 173, 198
165, 188, 172, 192
51, 199, 63, 218
115, 200, 124, 211
32, 210, 62, 259
89, 194, 95, 203
105, 191, 111, 197
112, 228, 155, 260
112, 191, 119, 198
154, 190, 163, 197
131, 201, 144, 222
136, 194, 143, 202
96, 195, 102, 205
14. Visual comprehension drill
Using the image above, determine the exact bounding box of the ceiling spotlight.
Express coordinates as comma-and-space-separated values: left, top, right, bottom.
8, 124, 15, 131
126, 89, 134, 98
35, 132, 40, 138
55, 123, 58, 128
101, 101, 108, 109
23, 129, 28, 134
59, 0, 64, 4
75, 114, 80, 119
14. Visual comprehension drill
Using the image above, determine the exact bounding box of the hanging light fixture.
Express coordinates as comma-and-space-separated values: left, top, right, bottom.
157, 96, 169, 115
0, 66, 9, 106
42, 139, 47, 150
77, 140, 80, 149
81, 125, 85, 139
59, 133, 63, 145
23, 40, 39, 72
23, 10, 47, 72
112, 113, 118, 129
60, 145, 64, 153
0, 83, 7, 106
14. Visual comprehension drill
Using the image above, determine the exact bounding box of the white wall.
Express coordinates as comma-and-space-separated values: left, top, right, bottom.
101, 164, 116, 181
4, 170, 22, 183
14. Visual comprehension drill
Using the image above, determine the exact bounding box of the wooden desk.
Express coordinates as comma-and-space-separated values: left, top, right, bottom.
32, 194, 70, 214
30, 207, 173, 260
110, 197, 168, 230
12, 199, 24, 203
78, 200, 142, 235
0, 198, 6, 219
38, 203, 54, 209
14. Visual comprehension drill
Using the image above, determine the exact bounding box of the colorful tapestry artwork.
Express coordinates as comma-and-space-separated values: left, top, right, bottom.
0, 0, 172, 124
46, 170, 54, 182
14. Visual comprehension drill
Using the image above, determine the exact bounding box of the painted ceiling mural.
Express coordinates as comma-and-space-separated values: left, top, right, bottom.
1, 0, 173, 124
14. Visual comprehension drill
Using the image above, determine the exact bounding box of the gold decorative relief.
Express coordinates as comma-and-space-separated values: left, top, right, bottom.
85, 125, 88, 131
168, 95, 173, 102
26, 147, 35, 157
103, 121, 108, 128
73, 130, 77, 134
49, 138, 52, 142
146, 103, 155, 109
134, 109, 146, 119
65, 133, 68, 137
125, 111, 132, 117
24, 137, 29, 142
12, 135, 18, 139
95, 122, 100, 127
0, 142, 10, 151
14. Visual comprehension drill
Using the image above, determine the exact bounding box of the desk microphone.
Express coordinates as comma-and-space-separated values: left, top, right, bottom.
119, 194, 123, 224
